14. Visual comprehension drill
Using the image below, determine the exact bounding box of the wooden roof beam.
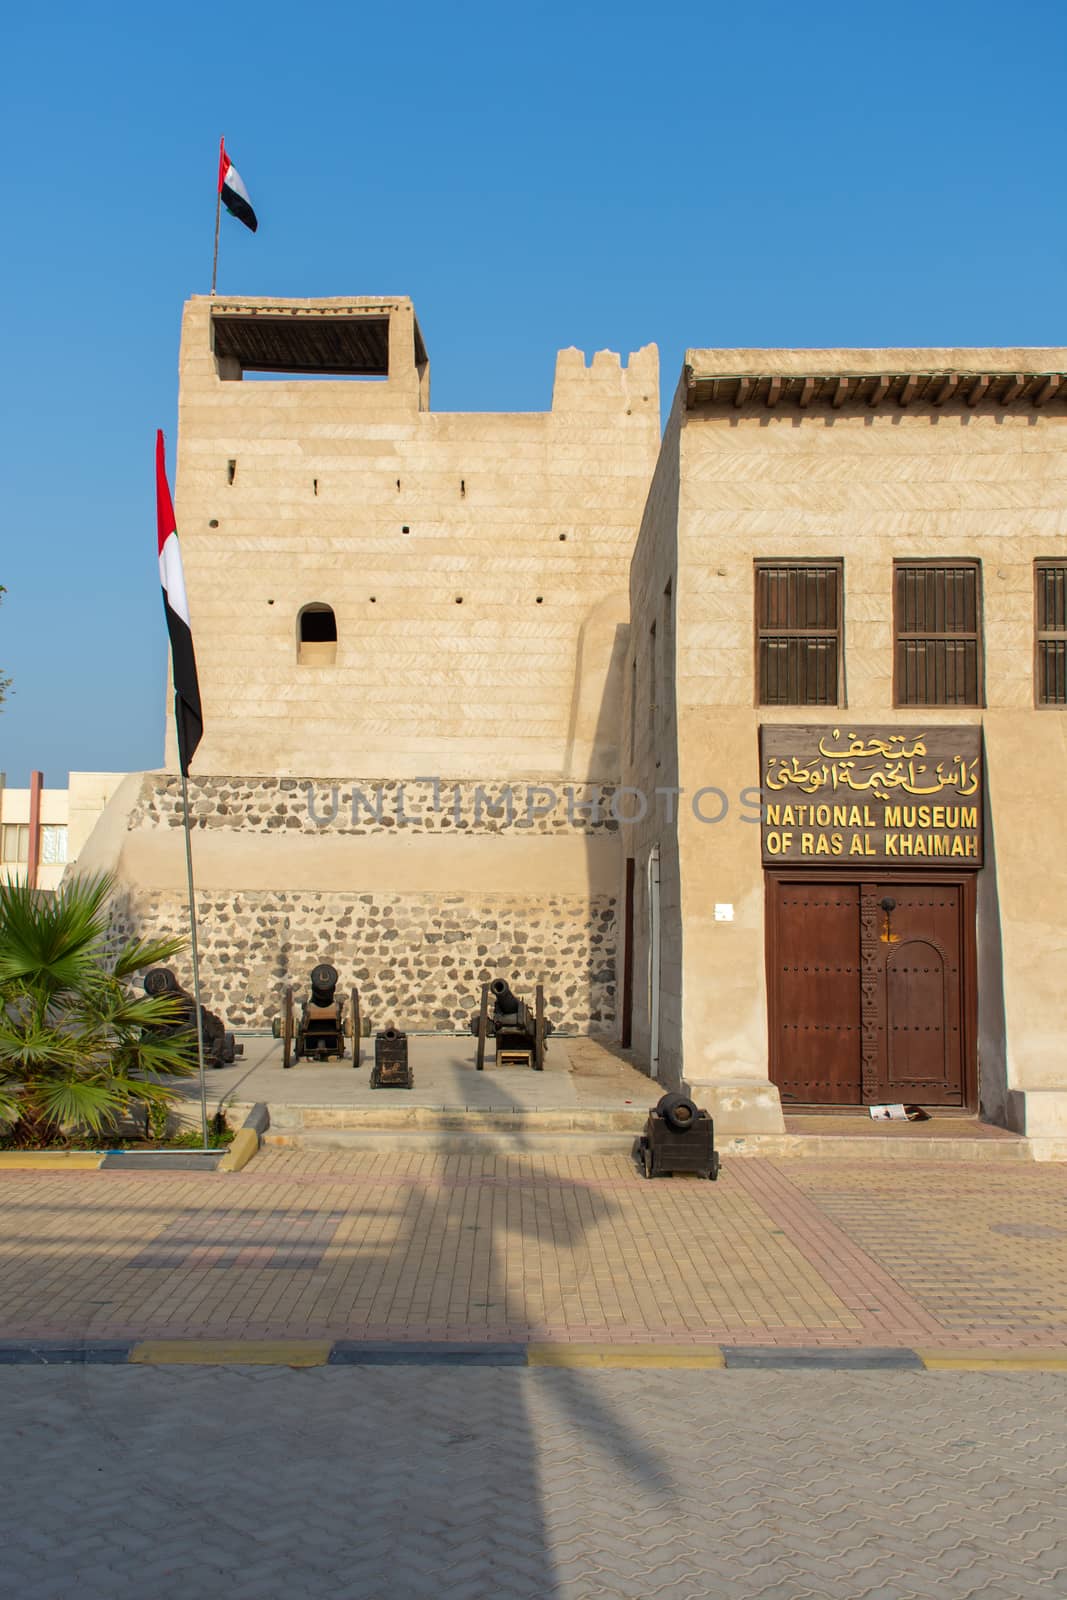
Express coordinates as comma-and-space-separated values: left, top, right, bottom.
798, 376, 817, 409
766, 376, 782, 408
733, 378, 753, 409
831, 377, 851, 409
867, 376, 891, 408
1000, 374, 1026, 403
966, 375, 990, 407
898, 374, 920, 407
1033, 375, 1064, 407
931, 373, 960, 406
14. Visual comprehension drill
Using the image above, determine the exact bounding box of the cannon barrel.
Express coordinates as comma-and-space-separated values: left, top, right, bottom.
490, 979, 520, 1013
309, 962, 339, 1006
144, 967, 180, 997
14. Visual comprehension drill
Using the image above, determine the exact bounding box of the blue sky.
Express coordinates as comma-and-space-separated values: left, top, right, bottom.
1, 0, 1064, 786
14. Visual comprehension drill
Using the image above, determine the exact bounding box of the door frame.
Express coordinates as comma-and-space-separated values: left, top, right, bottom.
764, 867, 979, 1113
620, 857, 635, 1049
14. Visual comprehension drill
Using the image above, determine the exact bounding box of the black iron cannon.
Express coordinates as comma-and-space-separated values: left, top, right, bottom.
142, 967, 241, 1070
470, 977, 553, 1070
278, 963, 362, 1068
637, 1092, 719, 1180
370, 1027, 413, 1089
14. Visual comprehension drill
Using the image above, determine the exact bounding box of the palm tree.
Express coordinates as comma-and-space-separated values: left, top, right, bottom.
0, 873, 197, 1147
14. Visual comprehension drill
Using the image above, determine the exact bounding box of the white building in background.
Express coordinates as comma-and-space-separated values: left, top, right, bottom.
0, 772, 127, 890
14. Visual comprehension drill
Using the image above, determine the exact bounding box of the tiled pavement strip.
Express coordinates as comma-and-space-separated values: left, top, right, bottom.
1, 1150, 1066, 1351
2, 1365, 1066, 1599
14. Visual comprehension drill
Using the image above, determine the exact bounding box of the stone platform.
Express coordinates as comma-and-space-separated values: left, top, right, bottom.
176, 1034, 655, 1154
171, 1036, 1034, 1159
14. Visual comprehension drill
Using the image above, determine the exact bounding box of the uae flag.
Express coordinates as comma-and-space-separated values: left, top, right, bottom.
156, 431, 203, 775
218, 139, 258, 232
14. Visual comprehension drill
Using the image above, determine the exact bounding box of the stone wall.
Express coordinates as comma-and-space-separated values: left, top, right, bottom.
96, 772, 621, 1034
130, 777, 620, 837
112, 887, 616, 1034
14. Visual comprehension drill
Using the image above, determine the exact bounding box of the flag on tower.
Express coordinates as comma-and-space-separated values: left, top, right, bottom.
218, 140, 258, 232
155, 431, 203, 775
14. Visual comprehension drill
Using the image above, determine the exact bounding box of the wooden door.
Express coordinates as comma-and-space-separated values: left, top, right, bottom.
767, 874, 975, 1108
769, 882, 862, 1105
872, 882, 965, 1105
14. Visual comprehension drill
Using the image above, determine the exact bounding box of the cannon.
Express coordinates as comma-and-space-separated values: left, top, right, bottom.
637, 1092, 719, 1180
370, 1027, 413, 1089
278, 963, 362, 1068
470, 978, 553, 1070
142, 967, 242, 1070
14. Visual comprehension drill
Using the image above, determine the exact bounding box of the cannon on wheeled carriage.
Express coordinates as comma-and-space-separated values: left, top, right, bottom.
142, 967, 242, 1070
637, 1092, 719, 1180
277, 963, 362, 1068
470, 978, 553, 1071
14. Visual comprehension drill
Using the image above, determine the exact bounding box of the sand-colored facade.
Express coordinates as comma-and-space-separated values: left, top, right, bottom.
75, 303, 1067, 1151
623, 349, 1067, 1154
172, 295, 659, 780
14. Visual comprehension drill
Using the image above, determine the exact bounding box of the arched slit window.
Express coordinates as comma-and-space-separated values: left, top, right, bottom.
298, 603, 337, 664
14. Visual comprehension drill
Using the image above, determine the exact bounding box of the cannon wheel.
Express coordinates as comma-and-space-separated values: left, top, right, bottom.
475, 984, 489, 1071
282, 986, 294, 1069
349, 986, 362, 1067
533, 985, 546, 1071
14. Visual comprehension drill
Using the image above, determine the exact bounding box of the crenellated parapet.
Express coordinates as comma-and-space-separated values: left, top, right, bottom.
552, 345, 659, 417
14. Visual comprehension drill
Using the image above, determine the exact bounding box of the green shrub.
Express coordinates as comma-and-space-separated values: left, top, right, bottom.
0, 874, 197, 1148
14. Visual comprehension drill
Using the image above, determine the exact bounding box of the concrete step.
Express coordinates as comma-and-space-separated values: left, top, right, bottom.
249, 1105, 648, 1135
721, 1133, 1032, 1162
263, 1128, 640, 1156
259, 1123, 1032, 1160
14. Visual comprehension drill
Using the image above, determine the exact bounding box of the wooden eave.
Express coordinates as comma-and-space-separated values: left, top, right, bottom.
684, 368, 1067, 411
211, 302, 428, 376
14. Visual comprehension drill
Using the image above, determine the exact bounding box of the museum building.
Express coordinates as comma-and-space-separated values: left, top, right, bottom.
78, 298, 1067, 1151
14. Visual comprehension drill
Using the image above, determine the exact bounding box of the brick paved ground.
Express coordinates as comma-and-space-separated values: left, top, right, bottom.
3, 1365, 1066, 1598
2, 1151, 1066, 1347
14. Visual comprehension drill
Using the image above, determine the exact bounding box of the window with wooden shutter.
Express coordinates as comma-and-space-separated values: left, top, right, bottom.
756, 561, 842, 706
1036, 562, 1067, 706
894, 561, 982, 707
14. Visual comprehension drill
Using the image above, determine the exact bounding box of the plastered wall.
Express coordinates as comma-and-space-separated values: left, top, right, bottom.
660, 348, 1067, 1114
171, 296, 659, 781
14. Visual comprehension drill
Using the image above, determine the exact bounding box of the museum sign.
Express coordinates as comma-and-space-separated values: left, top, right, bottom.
758, 725, 983, 866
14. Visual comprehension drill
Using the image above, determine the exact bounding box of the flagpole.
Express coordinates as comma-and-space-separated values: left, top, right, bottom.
211, 135, 223, 295
179, 763, 211, 1149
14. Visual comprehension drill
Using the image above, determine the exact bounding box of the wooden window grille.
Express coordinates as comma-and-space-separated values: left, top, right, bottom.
756, 562, 842, 706
894, 561, 982, 706
1036, 562, 1067, 706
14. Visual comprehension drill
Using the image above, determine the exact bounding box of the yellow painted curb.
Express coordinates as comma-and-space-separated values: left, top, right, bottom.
130, 1339, 332, 1367
0, 1152, 104, 1169
527, 1343, 725, 1369
218, 1128, 259, 1173
918, 1349, 1067, 1372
